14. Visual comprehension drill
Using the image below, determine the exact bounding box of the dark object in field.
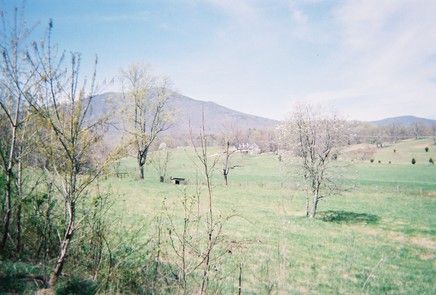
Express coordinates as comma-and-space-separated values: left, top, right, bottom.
430, 158, 434, 165
393, 149, 396, 153
370, 159, 374, 163
319, 210, 380, 224
388, 161, 391, 164
170, 177, 186, 185
425, 147, 429, 152
412, 158, 416, 165
378, 160, 381, 164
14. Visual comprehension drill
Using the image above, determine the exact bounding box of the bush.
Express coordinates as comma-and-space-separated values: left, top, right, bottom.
388, 161, 391, 164
411, 158, 416, 165
370, 159, 374, 163
425, 147, 429, 152
378, 160, 381, 164
55, 277, 98, 295
393, 149, 396, 153
0, 261, 46, 293
430, 158, 434, 165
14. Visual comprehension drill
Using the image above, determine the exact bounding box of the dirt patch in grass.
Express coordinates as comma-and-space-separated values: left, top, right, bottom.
419, 252, 434, 261
354, 226, 436, 250
410, 237, 436, 250
424, 191, 436, 198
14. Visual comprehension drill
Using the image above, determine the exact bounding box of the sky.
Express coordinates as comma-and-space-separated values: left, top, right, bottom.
3, 0, 436, 121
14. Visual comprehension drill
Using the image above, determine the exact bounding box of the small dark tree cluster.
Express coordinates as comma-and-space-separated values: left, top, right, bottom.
411, 158, 416, 165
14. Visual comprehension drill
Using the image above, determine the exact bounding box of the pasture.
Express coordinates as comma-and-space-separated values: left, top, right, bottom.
102, 138, 436, 294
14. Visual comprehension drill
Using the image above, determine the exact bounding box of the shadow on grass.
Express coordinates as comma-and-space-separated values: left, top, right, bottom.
319, 210, 380, 224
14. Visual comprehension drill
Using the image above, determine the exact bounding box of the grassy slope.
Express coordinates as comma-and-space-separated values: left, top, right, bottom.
103, 139, 436, 294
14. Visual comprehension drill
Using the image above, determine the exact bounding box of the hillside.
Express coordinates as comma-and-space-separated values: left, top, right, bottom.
370, 115, 436, 126
89, 92, 278, 136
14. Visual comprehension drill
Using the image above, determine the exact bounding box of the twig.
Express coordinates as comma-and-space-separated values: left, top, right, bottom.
362, 256, 385, 291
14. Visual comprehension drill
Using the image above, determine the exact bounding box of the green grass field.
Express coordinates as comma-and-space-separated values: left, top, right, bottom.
103, 138, 436, 294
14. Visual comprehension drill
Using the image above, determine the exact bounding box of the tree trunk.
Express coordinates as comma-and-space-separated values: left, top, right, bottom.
16, 159, 23, 255
49, 202, 75, 287
16, 204, 22, 254
238, 263, 243, 295
223, 141, 230, 186
139, 164, 144, 179
138, 149, 148, 179
223, 169, 228, 186
1, 174, 13, 251
305, 195, 310, 217
309, 193, 319, 218
45, 182, 53, 260
1, 127, 18, 250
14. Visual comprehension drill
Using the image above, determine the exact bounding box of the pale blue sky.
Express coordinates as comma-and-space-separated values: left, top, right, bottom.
3, 0, 436, 120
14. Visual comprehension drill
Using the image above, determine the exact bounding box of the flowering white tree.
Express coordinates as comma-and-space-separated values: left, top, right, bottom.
279, 104, 349, 218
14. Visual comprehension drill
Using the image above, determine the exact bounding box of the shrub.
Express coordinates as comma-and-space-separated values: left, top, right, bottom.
370, 159, 374, 163
0, 261, 45, 293
388, 161, 391, 164
430, 158, 434, 165
425, 147, 429, 152
378, 160, 381, 164
393, 149, 396, 153
411, 158, 416, 165
55, 277, 98, 295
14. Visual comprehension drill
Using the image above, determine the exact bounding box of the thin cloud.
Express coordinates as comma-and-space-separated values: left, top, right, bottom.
62, 11, 150, 23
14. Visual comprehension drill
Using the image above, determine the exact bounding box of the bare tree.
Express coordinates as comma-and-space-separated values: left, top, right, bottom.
120, 63, 172, 179
411, 122, 423, 139
222, 140, 238, 186
25, 21, 116, 287
279, 104, 348, 218
0, 6, 36, 251
387, 122, 400, 143
149, 143, 171, 182
190, 110, 221, 294
157, 111, 238, 294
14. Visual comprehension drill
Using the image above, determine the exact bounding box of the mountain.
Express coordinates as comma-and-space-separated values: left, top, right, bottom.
370, 116, 436, 126
89, 91, 278, 136
165, 93, 278, 133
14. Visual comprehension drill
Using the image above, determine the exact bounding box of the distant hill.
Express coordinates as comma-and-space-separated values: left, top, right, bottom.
88, 91, 278, 138
370, 116, 436, 126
